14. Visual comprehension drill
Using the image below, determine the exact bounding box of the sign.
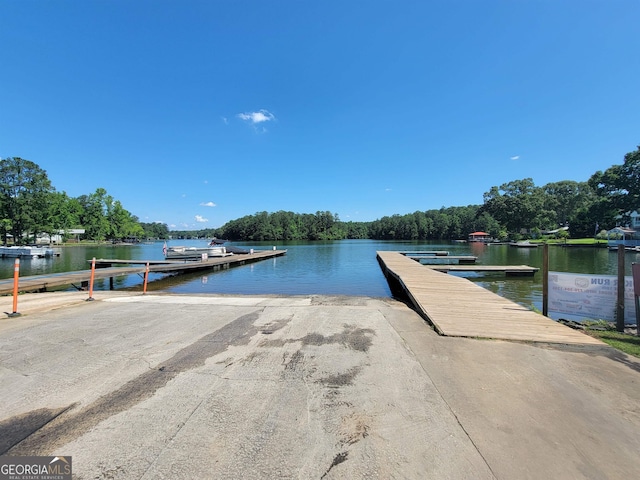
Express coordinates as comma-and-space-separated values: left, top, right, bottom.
1, 456, 72, 480
548, 272, 636, 323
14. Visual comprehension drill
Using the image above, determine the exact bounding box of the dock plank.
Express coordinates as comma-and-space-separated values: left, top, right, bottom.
377, 251, 603, 345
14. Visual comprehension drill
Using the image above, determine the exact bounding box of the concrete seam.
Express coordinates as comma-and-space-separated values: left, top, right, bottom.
380, 306, 499, 480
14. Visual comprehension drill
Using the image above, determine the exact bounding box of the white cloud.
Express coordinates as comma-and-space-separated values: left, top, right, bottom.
195, 215, 209, 223
385, 188, 392, 192
510, 155, 520, 160
200, 201, 216, 207
237, 109, 276, 124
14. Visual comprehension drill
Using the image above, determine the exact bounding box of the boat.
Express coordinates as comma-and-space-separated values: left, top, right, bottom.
224, 245, 251, 254
164, 245, 232, 260
509, 241, 538, 248
209, 238, 228, 245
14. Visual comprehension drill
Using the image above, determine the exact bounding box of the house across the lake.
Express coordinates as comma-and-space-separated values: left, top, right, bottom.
36, 229, 86, 244
607, 210, 640, 248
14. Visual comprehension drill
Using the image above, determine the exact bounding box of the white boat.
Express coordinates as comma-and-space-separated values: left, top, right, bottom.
164, 245, 232, 260
509, 241, 538, 248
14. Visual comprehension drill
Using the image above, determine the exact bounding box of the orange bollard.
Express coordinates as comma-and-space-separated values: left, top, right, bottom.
143, 262, 150, 294
9, 258, 21, 317
87, 257, 96, 301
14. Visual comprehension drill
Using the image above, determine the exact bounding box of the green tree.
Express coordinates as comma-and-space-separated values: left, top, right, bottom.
473, 211, 502, 238
140, 222, 169, 239
107, 200, 144, 241
589, 145, 640, 226
42, 191, 83, 243
542, 180, 595, 227
78, 188, 111, 241
480, 178, 554, 235
0, 157, 54, 244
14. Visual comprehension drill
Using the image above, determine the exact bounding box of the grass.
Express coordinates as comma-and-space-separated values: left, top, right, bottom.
540, 238, 609, 246
585, 329, 640, 357
565, 238, 608, 245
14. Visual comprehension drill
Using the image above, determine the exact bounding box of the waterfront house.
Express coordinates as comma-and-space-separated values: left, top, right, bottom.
607, 209, 640, 248
607, 226, 640, 248
630, 210, 640, 230
36, 229, 86, 244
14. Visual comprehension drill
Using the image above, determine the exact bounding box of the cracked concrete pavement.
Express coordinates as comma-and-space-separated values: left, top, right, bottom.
1, 292, 639, 479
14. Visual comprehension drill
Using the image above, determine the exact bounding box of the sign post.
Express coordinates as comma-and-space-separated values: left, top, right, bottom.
616, 247, 625, 332
542, 243, 549, 316
633, 263, 640, 337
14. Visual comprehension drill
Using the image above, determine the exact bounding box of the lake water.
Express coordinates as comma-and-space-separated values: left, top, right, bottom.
2, 240, 638, 319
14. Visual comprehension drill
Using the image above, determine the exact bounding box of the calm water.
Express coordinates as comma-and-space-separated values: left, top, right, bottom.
2, 240, 638, 318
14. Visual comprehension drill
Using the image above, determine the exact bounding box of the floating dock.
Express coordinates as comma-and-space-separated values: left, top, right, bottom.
404, 255, 478, 265
377, 251, 602, 345
399, 250, 450, 256
426, 264, 539, 276
0, 249, 286, 295
0, 246, 61, 258
401, 251, 537, 273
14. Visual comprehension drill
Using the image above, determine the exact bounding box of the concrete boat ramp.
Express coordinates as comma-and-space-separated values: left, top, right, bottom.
0, 292, 638, 479
1, 251, 639, 478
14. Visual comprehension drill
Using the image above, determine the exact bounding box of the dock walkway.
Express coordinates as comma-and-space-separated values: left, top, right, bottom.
377, 251, 602, 345
0, 250, 286, 295
427, 264, 539, 275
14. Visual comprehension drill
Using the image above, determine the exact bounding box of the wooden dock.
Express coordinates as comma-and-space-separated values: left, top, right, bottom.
399, 251, 450, 256
0, 250, 286, 295
377, 251, 603, 345
404, 255, 478, 265
427, 264, 539, 276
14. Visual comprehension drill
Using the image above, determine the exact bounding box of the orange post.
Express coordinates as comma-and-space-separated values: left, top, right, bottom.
87, 257, 96, 301
143, 262, 150, 294
9, 258, 21, 317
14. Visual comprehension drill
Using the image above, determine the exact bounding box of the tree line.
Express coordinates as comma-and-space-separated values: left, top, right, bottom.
0, 157, 169, 244
3, 145, 638, 244
205, 145, 639, 242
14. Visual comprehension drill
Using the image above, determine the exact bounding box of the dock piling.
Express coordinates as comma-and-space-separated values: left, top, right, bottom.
87, 257, 96, 301
8, 259, 21, 317
143, 262, 150, 294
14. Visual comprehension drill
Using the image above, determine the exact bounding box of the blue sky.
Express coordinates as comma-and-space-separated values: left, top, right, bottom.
1, 1, 639, 230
